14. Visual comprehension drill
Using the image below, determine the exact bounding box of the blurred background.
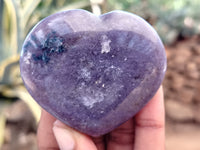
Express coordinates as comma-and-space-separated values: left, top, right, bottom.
0, 0, 200, 150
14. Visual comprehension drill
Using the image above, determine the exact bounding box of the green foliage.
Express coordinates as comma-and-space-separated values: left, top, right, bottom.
0, 108, 6, 148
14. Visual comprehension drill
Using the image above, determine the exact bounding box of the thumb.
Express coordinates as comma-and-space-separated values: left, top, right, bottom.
53, 120, 97, 150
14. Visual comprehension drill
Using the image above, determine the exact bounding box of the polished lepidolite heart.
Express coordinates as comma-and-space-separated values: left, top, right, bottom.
20, 9, 166, 136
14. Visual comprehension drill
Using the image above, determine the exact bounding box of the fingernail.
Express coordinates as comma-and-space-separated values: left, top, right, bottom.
53, 120, 75, 150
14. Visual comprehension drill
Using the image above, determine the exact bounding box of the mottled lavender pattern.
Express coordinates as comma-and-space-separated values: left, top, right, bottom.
20, 10, 166, 136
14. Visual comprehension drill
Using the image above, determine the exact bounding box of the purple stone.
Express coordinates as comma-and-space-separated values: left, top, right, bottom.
20, 10, 166, 136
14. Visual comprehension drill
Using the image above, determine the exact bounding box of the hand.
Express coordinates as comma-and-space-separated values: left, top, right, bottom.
37, 86, 165, 150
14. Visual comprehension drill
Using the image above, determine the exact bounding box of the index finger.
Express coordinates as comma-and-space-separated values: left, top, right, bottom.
134, 86, 165, 150
37, 109, 59, 150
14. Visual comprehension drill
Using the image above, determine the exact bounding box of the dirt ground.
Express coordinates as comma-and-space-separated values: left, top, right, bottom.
1, 36, 200, 150
164, 36, 200, 150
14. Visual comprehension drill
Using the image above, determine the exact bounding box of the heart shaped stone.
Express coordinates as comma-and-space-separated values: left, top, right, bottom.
20, 10, 166, 136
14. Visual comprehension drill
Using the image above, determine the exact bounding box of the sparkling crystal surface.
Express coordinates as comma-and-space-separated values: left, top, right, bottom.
20, 10, 166, 136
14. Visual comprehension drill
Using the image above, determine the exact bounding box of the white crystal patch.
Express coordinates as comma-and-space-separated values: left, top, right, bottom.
101, 35, 111, 53
23, 52, 32, 64
81, 67, 91, 80
82, 90, 104, 108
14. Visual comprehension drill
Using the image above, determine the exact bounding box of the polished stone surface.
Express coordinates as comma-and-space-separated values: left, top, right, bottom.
20, 10, 166, 136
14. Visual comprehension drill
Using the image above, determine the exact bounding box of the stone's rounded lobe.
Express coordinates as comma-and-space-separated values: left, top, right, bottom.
20, 9, 166, 137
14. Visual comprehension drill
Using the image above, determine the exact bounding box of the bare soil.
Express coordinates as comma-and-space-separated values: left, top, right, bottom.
164, 36, 200, 150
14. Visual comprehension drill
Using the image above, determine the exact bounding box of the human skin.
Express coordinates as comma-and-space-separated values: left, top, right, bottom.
37, 86, 165, 150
